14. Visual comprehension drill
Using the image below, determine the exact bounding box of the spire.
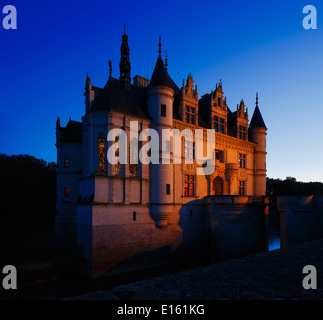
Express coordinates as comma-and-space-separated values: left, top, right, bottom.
148, 37, 171, 88
119, 26, 131, 89
86, 72, 91, 84
256, 92, 259, 107
165, 50, 168, 71
109, 59, 112, 78
158, 36, 162, 56
249, 93, 267, 129
85, 72, 92, 90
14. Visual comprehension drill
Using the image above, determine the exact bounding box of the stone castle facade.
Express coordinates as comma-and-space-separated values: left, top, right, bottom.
55, 30, 268, 278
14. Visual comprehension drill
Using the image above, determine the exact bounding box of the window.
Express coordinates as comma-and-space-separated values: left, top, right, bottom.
161, 104, 166, 117
115, 135, 121, 174
213, 150, 224, 163
64, 187, 70, 197
133, 212, 137, 221
184, 175, 195, 196
185, 105, 196, 124
238, 125, 247, 140
184, 141, 194, 160
239, 181, 246, 195
129, 138, 138, 175
166, 184, 171, 195
64, 158, 69, 168
239, 153, 246, 168
98, 133, 105, 171
165, 140, 171, 152
213, 116, 225, 133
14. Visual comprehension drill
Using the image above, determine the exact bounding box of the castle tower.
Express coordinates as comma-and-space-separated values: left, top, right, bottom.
249, 93, 267, 196
147, 37, 174, 227
119, 25, 131, 89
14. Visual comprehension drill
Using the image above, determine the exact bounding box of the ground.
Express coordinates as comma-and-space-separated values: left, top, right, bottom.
65, 238, 323, 300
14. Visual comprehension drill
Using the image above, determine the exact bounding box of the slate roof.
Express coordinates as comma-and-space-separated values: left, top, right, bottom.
86, 54, 266, 138
58, 120, 82, 144
149, 55, 171, 88
91, 77, 150, 120
249, 105, 267, 129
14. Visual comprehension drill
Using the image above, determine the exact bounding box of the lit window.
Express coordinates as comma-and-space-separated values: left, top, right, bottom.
238, 125, 247, 140
184, 175, 195, 196
64, 187, 70, 197
239, 181, 246, 195
115, 135, 121, 174
184, 141, 194, 160
213, 116, 225, 133
161, 104, 166, 117
64, 158, 69, 168
98, 133, 105, 171
129, 138, 138, 175
239, 153, 246, 168
185, 105, 196, 124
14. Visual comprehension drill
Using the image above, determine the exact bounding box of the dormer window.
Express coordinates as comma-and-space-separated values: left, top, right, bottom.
238, 125, 247, 140
185, 106, 196, 124
213, 116, 225, 134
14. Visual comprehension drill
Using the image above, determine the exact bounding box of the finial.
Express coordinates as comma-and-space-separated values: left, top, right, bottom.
256, 92, 259, 107
219, 79, 222, 86
109, 59, 112, 77
85, 72, 91, 90
69, 115, 71, 121
165, 50, 168, 71
124, 23, 126, 34
56, 116, 60, 128
158, 36, 162, 55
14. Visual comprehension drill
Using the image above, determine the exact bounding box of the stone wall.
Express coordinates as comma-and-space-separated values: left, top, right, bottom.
76, 196, 269, 279
277, 195, 323, 247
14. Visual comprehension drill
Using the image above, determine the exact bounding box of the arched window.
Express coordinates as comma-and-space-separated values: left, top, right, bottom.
98, 133, 105, 171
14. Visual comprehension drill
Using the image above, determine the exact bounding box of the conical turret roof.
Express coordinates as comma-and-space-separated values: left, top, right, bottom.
149, 55, 171, 88
249, 105, 267, 129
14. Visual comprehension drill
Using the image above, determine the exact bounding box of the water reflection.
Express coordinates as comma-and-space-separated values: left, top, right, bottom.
268, 231, 280, 251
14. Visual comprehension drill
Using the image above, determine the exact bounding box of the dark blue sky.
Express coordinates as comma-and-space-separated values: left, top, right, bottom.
1, 0, 323, 181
